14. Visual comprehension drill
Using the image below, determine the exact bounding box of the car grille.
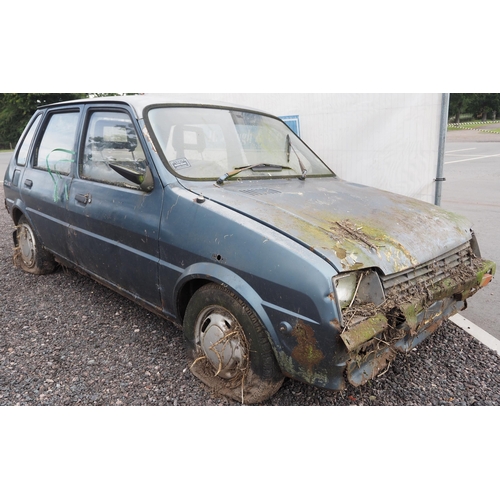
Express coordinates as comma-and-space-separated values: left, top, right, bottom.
381, 242, 473, 293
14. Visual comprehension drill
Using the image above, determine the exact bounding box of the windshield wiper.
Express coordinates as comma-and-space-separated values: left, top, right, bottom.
286, 134, 308, 180
216, 164, 290, 185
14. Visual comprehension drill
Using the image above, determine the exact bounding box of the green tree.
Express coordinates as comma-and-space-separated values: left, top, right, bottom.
449, 93, 474, 123
89, 93, 140, 97
0, 93, 140, 146
450, 93, 500, 122
0, 93, 86, 145
469, 93, 500, 121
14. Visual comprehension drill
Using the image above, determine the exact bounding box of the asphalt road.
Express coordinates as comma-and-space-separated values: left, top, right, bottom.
1, 136, 499, 342
441, 139, 500, 340
0, 151, 11, 179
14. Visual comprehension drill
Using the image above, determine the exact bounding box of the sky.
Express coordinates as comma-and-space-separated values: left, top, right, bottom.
0, 6, 485, 94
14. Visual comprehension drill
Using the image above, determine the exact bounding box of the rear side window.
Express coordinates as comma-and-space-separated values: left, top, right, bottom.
16, 114, 42, 166
34, 111, 80, 175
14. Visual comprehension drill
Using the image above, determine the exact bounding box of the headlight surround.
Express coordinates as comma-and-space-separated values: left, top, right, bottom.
333, 270, 385, 311
333, 272, 359, 309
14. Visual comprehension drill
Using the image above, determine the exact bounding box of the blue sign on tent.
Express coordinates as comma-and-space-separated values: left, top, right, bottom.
280, 115, 301, 137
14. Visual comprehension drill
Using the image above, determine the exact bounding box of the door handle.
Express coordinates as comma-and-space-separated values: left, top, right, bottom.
75, 193, 92, 205
24, 179, 33, 188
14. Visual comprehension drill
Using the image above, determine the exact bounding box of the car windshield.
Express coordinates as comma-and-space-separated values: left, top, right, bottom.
146, 106, 334, 181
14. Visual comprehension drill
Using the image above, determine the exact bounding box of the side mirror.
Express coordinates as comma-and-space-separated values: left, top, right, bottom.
107, 160, 154, 192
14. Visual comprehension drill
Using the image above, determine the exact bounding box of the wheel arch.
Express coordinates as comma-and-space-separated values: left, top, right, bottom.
13, 211, 57, 275
11, 205, 26, 226
10, 206, 28, 246
174, 262, 280, 348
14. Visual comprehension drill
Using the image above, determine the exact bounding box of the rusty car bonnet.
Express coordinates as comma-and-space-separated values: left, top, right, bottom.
187, 177, 474, 275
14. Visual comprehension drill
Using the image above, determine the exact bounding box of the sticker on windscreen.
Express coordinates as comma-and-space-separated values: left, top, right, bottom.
171, 158, 192, 170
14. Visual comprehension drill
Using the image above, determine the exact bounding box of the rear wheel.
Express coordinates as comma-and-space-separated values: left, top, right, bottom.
15, 216, 57, 275
183, 283, 284, 404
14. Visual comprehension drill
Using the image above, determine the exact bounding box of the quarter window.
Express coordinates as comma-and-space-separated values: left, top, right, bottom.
81, 111, 147, 189
34, 112, 80, 175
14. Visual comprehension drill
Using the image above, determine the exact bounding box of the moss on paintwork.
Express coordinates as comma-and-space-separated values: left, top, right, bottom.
335, 219, 418, 269
275, 350, 331, 386
246, 184, 479, 276
340, 313, 388, 351
400, 302, 420, 331
476, 260, 497, 283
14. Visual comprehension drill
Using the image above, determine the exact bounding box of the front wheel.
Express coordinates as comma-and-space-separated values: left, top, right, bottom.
183, 284, 284, 404
15, 216, 57, 275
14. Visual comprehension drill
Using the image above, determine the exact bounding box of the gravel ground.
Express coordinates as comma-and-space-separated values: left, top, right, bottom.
1, 192, 499, 406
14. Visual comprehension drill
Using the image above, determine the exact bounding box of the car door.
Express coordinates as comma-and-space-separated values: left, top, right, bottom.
19, 107, 81, 262
66, 107, 163, 309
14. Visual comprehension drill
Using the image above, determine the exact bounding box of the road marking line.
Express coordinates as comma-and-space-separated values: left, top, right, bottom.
450, 314, 500, 355
446, 148, 477, 153
445, 153, 500, 165
446, 154, 484, 158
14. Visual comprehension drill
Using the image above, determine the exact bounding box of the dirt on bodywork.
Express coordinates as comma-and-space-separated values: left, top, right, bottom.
340, 250, 496, 386
189, 354, 284, 405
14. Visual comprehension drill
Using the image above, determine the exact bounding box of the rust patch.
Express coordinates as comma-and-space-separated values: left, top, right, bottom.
347, 346, 398, 387
330, 318, 341, 330
333, 244, 347, 260
424, 318, 444, 336
291, 321, 325, 370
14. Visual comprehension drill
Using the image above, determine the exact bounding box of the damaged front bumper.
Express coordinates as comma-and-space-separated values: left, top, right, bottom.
340, 258, 496, 387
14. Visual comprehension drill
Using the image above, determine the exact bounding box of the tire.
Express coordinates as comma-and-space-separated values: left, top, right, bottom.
183, 283, 284, 404
15, 216, 57, 275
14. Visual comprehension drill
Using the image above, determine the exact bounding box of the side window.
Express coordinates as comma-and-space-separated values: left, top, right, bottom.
81, 111, 146, 189
34, 112, 80, 175
17, 114, 42, 166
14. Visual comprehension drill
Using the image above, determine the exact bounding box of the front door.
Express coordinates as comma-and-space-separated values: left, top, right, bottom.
67, 108, 163, 310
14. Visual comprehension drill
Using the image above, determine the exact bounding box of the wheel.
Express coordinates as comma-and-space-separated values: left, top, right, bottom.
15, 216, 57, 275
183, 283, 284, 404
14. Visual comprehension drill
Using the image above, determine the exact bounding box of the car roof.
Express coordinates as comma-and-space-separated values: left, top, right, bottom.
40, 94, 265, 120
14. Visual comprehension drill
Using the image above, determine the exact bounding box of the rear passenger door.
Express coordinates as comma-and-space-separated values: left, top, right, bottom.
20, 108, 81, 262
67, 107, 163, 310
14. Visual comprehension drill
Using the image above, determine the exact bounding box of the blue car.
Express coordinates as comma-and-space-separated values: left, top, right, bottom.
3, 95, 496, 403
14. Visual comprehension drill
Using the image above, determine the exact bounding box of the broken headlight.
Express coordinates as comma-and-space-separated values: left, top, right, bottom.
334, 273, 358, 309
333, 270, 385, 310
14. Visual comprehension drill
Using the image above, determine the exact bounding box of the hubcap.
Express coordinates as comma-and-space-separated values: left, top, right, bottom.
18, 224, 36, 268
195, 306, 246, 379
